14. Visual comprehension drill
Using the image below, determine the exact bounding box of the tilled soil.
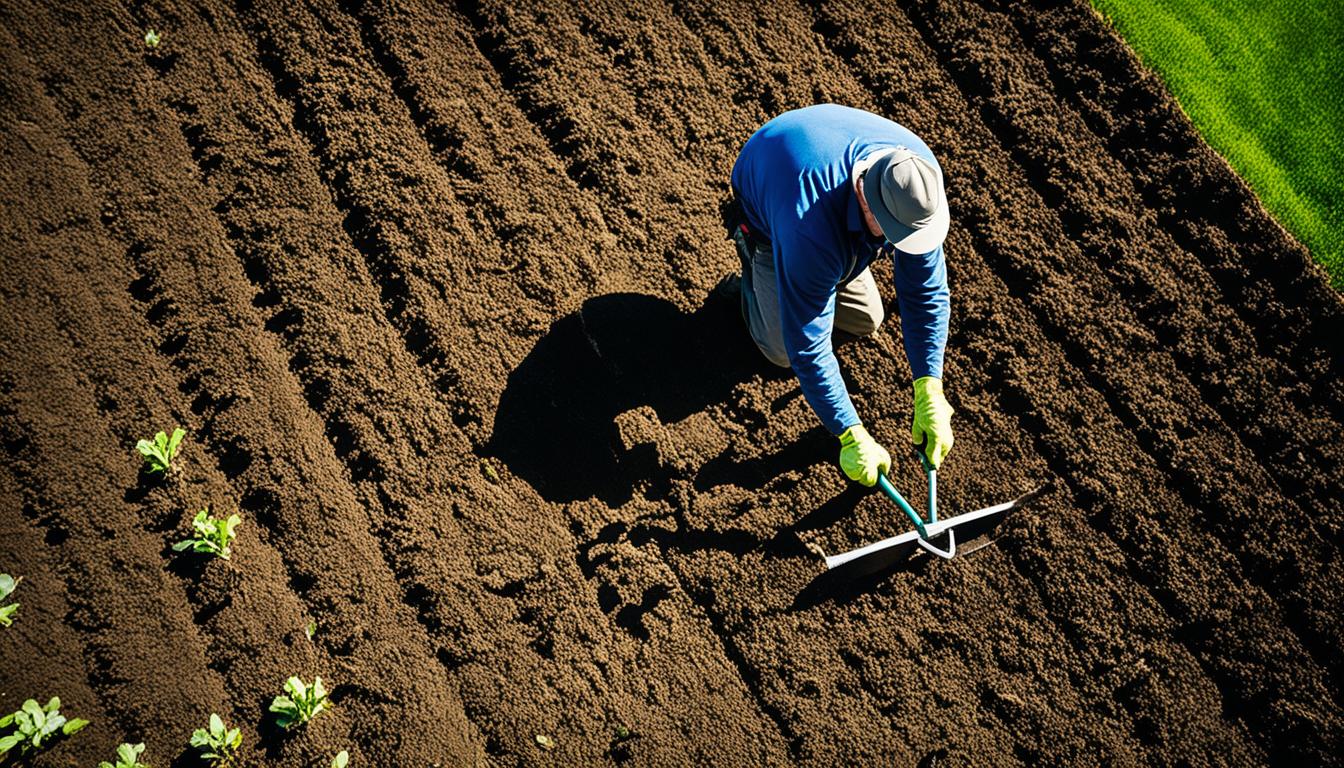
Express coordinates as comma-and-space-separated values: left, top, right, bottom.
1, 0, 1340, 765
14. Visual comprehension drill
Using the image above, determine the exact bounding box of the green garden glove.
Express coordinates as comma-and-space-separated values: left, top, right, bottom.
839, 423, 892, 487
912, 376, 954, 469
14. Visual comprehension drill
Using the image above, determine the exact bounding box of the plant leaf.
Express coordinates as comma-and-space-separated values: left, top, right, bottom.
167, 427, 185, 457
43, 712, 65, 735
0, 574, 15, 597
0, 733, 21, 753
0, 603, 17, 627
210, 712, 225, 737
332, 750, 349, 768
22, 699, 44, 729
172, 540, 195, 552
62, 716, 88, 735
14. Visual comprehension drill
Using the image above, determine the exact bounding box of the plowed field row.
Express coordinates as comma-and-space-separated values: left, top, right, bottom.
1, 0, 1339, 765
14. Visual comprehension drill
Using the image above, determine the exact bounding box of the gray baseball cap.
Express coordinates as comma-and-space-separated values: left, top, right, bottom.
860, 147, 949, 255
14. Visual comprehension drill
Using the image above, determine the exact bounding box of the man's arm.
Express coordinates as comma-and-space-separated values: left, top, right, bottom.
774, 232, 858, 435
891, 244, 950, 381
892, 244, 953, 468
777, 231, 894, 485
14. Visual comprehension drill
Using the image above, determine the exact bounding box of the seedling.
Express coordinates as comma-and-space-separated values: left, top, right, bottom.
269, 676, 329, 729
0, 573, 19, 627
0, 697, 89, 757
331, 751, 349, 768
136, 427, 185, 474
144, 29, 160, 48
304, 620, 317, 641
481, 460, 500, 484
100, 742, 150, 768
534, 734, 554, 750
173, 508, 240, 559
189, 713, 241, 765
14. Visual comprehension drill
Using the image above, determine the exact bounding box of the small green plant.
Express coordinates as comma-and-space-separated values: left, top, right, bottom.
304, 619, 317, 641
100, 741, 150, 768
189, 713, 241, 765
144, 29, 160, 48
0, 697, 89, 757
481, 460, 500, 484
136, 427, 185, 474
172, 508, 240, 559
269, 676, 329, 730
331, 750, 349, 768
0, 573, 19, 627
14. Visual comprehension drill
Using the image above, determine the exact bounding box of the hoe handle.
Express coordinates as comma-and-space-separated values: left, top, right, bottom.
877, 473, 929, 539
876, 446, 939, 537
915, 445, 938, 524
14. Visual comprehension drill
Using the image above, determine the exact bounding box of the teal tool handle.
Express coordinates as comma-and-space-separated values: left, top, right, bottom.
875, 446, 939, 538
916, 446, 937, 524
876, 473, 929, 539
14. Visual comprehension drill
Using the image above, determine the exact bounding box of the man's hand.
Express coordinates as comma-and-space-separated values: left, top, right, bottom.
912, 377, 954, 469
839, 424, 892, 486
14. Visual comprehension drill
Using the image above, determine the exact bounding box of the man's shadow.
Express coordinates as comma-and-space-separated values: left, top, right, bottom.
490, 291, 780, 506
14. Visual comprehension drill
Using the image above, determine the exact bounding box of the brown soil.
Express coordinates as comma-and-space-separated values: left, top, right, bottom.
1, 0, 1340, 765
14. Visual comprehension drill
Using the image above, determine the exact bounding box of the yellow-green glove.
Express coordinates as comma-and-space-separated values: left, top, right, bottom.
839, 423, 891, 487
912, 376, 954, 469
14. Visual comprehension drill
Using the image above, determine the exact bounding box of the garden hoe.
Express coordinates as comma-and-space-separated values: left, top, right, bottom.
821, 449, 1048, 574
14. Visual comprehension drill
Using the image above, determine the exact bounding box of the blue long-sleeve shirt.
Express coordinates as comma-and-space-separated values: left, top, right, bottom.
731, 104, 950, 435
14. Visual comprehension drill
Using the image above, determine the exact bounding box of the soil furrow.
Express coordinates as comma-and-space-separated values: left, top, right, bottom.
2, 2, 488, 763
999, 0, 1344, 418
146, 0, 798, 762
0, 44, 240, 760
2, 29, 334, 742
0, 474, 123, 761
455, 0, 742, 298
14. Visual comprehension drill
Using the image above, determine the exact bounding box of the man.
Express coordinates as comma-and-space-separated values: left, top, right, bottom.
726, 104, 954, 485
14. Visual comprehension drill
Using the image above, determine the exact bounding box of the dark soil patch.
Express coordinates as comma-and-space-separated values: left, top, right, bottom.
1, 0, 1339, 765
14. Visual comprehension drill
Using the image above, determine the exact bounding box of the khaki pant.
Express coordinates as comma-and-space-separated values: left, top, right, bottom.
742, 240, 885, 367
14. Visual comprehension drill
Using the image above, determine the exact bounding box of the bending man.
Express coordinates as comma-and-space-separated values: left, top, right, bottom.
727, 104, 954, 484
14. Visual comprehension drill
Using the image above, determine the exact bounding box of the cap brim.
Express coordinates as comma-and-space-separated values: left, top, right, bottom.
865, 162, 950, 255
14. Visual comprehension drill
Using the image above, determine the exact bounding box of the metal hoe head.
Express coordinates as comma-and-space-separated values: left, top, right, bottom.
821, 450, 1047, 574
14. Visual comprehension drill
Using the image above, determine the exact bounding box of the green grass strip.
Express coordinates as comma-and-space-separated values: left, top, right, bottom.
1089, 0, 1344, 289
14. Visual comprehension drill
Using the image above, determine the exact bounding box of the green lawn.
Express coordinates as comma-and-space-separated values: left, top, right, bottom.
1090, 0, 1344, 289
